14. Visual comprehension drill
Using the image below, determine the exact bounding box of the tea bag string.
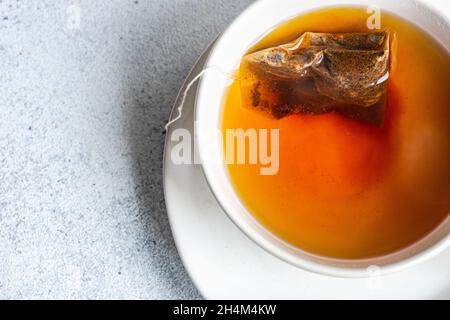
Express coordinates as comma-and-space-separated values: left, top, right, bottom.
165, 66, 236, 132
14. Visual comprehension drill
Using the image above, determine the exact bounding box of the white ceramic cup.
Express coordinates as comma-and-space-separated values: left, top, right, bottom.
195, 0, 450, 278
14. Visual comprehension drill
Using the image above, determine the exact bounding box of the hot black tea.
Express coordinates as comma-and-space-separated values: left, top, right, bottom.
222, 7, 450, 259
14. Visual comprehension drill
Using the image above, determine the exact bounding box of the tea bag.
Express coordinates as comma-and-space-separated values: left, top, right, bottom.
240, 31, 391, 125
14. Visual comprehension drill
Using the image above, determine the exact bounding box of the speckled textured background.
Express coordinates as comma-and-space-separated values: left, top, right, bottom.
0, 0, 254, 299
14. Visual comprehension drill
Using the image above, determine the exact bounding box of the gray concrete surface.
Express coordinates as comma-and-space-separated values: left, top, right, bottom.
0, 0, 254, 299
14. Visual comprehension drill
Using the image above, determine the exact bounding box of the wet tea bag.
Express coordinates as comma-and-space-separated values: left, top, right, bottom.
240, 31, 391, 125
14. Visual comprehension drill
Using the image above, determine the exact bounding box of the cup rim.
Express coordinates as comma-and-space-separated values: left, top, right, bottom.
194, 0, 450, 278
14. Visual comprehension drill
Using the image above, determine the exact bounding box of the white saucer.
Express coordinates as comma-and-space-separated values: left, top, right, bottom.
163, 43, 450, 300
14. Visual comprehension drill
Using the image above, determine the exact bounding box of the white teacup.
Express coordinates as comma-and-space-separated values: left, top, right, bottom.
194, 0, 450, 278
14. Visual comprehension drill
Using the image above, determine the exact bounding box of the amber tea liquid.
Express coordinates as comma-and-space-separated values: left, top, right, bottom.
221, 7, 450, 259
